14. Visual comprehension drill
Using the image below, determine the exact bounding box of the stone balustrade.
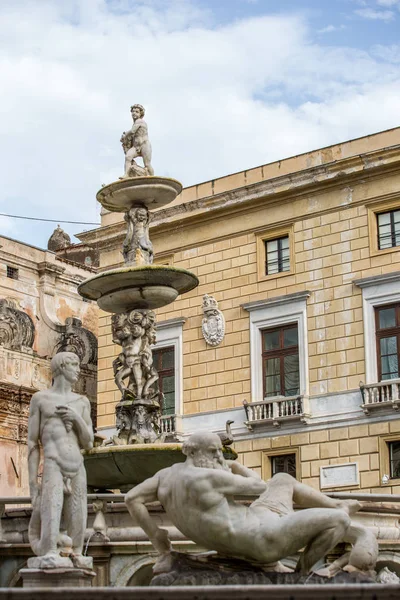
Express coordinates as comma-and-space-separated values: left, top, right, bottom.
243, 395, 308, 430
360, 380, 400, 414
160, 414, 176, 434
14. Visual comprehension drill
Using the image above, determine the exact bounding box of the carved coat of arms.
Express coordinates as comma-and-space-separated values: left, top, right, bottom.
201, 294, 225, 346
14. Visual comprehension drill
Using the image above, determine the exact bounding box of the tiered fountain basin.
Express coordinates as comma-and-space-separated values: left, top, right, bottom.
84, 443, 185, 490
78, 264, 199, 312
97, 176, 182, 211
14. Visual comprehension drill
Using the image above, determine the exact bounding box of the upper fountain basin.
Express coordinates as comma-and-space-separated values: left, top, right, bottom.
78, 264, 199, 313
97, 176, 183, 212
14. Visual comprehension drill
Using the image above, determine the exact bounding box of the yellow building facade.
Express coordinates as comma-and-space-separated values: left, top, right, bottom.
80, 126, 400, 495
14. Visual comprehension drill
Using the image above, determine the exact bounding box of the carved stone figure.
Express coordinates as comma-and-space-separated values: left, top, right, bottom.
47, 225, 71, 252
120, 104, 154, 178
125, 431, 378, 577
27, 352, 94, 570
111, 310, 158, 401
122, 206, 154, 266
201, 294, 225, 346
55, 317, 98, 366
0, 298, 35, 352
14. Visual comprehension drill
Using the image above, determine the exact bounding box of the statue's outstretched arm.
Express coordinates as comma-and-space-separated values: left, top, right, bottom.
227, 460, 263, 480
125, 474, 171, 555
212, 470, 267, 497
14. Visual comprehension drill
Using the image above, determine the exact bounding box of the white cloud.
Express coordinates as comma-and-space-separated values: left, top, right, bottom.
317, 24, 346, 34
376, 0, 400, 7
0, 0, 400, 246
354, 7, 395, 20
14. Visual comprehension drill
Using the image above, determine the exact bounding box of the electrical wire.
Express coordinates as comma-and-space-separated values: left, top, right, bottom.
0, 212, 100, 226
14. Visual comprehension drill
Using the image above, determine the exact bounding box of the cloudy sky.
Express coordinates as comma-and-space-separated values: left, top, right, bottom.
1, 0, 400, 248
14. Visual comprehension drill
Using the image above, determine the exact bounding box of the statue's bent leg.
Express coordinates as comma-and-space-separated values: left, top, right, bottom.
40, 459, 64, 556
64, 465, 87, 555
251, 472, 296, 516
344, 523, 378, 573
288, 508, 350, 574
125, 147, 139, 176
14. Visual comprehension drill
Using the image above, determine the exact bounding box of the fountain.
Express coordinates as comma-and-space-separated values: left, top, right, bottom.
78, 104, 199, 490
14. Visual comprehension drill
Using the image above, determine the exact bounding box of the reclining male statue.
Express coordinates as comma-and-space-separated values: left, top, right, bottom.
125, 431, 378, 576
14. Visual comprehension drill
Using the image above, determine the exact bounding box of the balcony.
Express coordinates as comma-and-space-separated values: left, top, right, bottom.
243, 395, 309, 430
360, 379, 400, 414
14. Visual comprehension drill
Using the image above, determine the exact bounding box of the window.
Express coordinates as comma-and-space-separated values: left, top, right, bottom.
375, 303, 400, 380
388, 441, 400, 479
262, 324, 300, 398
6, 266, 18, 280
265, 236, 290, 275
243, 292, 309, 402
377, 210, 400, 250
271, 453, 296, 478
153, 346, 175, 415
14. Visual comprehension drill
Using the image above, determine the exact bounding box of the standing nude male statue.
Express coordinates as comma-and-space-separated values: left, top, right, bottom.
121, 104, 154, 177
125, 432, 378, 576
27, 352, 94, 569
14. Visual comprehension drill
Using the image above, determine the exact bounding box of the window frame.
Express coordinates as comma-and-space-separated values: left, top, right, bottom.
153, 345, 176, 416
375, 303, 400, 381
264, 235, 290, 276
261, 323, 300, 399
388, 440, 400, 480
153, 317, 185, 417
6, 265, 19, 280
367, 199, 400, 258
256, 225, 295, 282
242, 291, 310, 402
271, 452, 297, 478
262, 447, 300, 481
377, 209, 400, 250
355, 272, 400, 384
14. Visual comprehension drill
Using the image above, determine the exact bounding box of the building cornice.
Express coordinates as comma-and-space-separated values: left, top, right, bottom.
78, 144, 400, 253
353, 271, 400, 289
242, 291, 311, 312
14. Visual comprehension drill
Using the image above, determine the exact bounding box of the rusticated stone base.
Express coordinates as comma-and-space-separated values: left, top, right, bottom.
150, 552, 376, 586
19, 567, 95, 588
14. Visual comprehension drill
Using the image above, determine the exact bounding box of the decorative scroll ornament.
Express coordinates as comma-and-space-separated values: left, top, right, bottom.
0, 299, 35, 352
201, 294, 225, 347
55, 317, 98, 366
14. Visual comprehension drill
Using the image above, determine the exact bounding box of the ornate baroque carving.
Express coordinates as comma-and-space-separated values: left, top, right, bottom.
112, 310, 158, 401
55, 317, 97, 366
0, 299, 35, 352
201, 294, 225, 346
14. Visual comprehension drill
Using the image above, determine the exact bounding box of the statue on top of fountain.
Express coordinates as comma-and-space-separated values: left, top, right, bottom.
112, 309, 159, 403
121, 104, 154, 178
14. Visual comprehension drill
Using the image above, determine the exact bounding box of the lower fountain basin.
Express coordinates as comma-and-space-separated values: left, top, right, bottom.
84, 443, 185, 490
78, 265, 199, 313
97, 176, 183, 212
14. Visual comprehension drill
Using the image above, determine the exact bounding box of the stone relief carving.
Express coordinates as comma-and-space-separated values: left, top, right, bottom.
0, 299, 35, 352
120, 104, 154, 178
201, 294, 225, 346
55, 317, 97, 366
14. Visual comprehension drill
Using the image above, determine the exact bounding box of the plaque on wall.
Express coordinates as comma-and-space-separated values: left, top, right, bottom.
320, 462, 359, 489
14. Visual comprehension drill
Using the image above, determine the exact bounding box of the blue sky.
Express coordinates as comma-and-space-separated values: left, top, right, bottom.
0, 0, 399, 248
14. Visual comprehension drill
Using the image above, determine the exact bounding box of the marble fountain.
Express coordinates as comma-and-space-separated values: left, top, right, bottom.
78, 103, 199, 491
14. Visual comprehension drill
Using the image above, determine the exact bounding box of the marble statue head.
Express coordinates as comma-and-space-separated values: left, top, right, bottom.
130, 104, 145, 119
182, 431, 229, 471
51, 351, 80, 383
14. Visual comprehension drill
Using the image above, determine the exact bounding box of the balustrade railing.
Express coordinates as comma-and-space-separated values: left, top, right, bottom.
159, 414, 176, 434
243, 395, 306, 429
360, 379, 400, 413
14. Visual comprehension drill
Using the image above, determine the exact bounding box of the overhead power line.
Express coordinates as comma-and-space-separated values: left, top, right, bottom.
0, 212, 100, 226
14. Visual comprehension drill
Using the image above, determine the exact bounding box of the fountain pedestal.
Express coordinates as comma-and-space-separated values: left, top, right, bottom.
78, 127, 199, 453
